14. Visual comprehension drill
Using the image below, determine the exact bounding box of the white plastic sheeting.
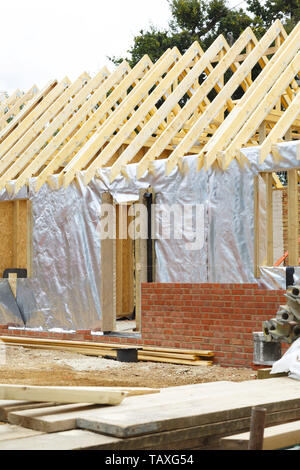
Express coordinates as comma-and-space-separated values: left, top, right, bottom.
271, 336, 300, 380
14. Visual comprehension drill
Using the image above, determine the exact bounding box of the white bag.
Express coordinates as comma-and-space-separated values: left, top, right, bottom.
271, 337, 300, 380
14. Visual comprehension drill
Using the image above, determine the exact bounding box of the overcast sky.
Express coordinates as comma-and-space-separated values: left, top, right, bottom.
0, 0, 246, 94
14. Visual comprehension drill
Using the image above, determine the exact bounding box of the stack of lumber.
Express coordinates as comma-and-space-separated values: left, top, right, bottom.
0, 335, 214, 366
0, 378, 300, 450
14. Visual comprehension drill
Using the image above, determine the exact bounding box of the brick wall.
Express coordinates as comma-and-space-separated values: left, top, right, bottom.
141, 283, 287, 368
0, 283, 288, 369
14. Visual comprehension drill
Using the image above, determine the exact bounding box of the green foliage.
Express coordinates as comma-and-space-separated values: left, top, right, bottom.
108, 0, 300, 67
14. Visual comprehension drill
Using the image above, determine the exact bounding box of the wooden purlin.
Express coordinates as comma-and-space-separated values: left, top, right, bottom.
135, 27, 259, 180
60, 47, 180, 188
164, 19, 287, 175
201, 20, 299, 170
34, 57, 152, 192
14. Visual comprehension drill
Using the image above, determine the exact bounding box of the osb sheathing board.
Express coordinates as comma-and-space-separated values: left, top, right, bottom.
0, 200, 28, 277
116, 204, 135, 319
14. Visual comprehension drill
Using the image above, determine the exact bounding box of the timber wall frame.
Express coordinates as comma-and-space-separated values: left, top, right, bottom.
0, 20, 299, 196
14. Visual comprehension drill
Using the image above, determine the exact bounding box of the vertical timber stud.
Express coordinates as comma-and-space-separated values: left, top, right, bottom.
134, 189, 148, 332
264, 173, 274, 266
100, 192, 116, 332
254, 175, 260, 278
26, 200, 33, 278
253, 121, 267, 277
13, 200, 20, 269
248, 406, 266, 450
287, 169, 299, 267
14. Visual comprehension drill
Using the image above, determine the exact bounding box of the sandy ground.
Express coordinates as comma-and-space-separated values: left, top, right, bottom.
0, 345, 257, 388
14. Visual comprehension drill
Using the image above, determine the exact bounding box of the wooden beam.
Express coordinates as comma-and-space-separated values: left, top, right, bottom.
0, 384, 130, 405
35, 57, 151, 192
259, 90, 300, 163
0, 80, 58, 147
12, 200, 20, 268
223, 52, 300, 166
82, 42, 205, 186
165, 20, 286, 175
0, 79, 70, 173
264, 172, 274, 266
287, 169, 299, 266
108, 35, 230, 182
12, 65, 131, 195
1, 69, 109, 193
201, 21, 296, 170
254, 175, 260, 278
100, 193, 116, 333
136, 28, 256, 178
0, 85, 38, 131
61, 47, 183, 188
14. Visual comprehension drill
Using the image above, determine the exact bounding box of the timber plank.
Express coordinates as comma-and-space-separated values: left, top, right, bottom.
87, 406, 300, 450
0, 429, 119, 450
0, 401, 59, 421
0, 384, 128, 405
220, 419, 300, 450
76, 378, 300, 438
8, 403, 101, 433
0, 423, 44, 442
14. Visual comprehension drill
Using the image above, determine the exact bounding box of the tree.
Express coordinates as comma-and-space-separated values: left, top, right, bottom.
108, 0, 300, 67
109, 0, 253, 67
247, 0, 300, 31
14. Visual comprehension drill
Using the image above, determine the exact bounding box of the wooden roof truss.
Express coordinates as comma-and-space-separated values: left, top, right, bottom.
0, 19, 299, 195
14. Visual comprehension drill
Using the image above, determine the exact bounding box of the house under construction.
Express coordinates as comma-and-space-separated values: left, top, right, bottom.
0, 19, 299, 367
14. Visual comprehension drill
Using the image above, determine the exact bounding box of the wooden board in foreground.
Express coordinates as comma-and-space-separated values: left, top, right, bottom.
220, 419, 300, 450
0, 385, 159, 405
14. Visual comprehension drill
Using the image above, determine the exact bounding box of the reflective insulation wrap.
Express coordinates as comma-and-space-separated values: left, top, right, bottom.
0, 180, 104, 330
0, 140, 298, 329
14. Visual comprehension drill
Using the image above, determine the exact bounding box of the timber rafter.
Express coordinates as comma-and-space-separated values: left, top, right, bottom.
0, 19, 299, 195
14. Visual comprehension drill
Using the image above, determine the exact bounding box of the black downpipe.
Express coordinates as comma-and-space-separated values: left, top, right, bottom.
144, 192, 153, 282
